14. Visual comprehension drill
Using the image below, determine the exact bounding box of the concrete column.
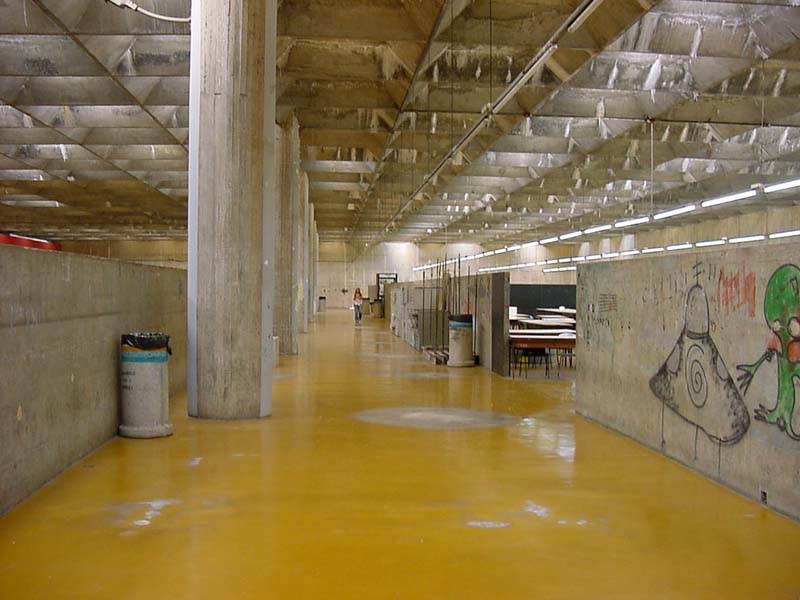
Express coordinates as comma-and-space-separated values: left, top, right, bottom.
299, 172, 309, 334
307, 203, 316, 322
187, 0, 275, 418
275, 115, 301, 354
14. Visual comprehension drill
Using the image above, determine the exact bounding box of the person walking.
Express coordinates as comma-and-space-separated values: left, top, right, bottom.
353, 288, 363, 324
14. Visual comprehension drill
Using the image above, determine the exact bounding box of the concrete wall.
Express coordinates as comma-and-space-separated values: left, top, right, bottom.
318, 241, 483, 309
0, 245, 186, 514
387, 271, 509, 376
61, 240, 188, 270
577, 241, 800, 520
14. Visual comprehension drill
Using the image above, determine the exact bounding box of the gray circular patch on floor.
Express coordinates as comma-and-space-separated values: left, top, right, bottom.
354, 406, 517, 430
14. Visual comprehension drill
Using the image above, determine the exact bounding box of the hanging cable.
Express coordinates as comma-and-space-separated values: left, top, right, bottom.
104, 0, 190, 23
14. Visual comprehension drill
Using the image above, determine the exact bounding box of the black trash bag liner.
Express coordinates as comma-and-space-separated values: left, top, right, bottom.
121, 332, 172, 355
449, 314, 472, 323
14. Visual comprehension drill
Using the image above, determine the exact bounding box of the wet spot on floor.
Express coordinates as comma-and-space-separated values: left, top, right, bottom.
397, 371, 453, 379
522, 501, 551, 518
465, 520, 511, 529
354, 406, 517, 430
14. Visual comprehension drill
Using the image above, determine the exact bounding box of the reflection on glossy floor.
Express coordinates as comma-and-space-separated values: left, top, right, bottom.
2, 311, 800, 599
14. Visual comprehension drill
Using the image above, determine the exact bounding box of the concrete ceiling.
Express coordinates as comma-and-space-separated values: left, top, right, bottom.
1, 0, 800, 244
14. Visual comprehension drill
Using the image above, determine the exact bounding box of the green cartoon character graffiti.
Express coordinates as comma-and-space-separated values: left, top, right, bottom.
737, 264, 800, 440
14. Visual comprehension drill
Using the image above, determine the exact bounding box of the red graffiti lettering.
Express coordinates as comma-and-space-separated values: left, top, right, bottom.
716, 267, 756, 318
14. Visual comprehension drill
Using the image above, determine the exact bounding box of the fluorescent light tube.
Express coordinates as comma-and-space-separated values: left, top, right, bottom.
506, 244, 521, 251
764, 178, 800, 194
494, 248, 508, 255
568, 0, 604, 33
642, 247, 665, 254
540, 236, 558, 244
695, 239, 726, 247
602, 252, 620, 258
522, 241, 539, 248
620, 250, 640, 256
559, 230, 583, 240
546, 259, 559, 264
654, 204, 696, 221
729, 234, 765, 244
769, 229, 800, 239
666, 243, 693, 251
701, 189, 756, 208
584, 224, 612, 234
585, 254, 601, 260
558, 258, 572, 263
571, 256, 586, 262
615, 216, 650, 228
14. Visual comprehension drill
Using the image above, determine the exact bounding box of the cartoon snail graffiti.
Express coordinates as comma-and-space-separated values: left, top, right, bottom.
650, 263, 800, 446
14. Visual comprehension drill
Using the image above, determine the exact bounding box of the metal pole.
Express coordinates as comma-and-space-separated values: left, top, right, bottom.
422, 270, 426, 350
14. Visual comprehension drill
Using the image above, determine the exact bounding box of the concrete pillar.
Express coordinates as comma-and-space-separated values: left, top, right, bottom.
299, 172, 309, 334
275, 115, 301, 354
307, 203, 316, 323
187, 0, 276, 418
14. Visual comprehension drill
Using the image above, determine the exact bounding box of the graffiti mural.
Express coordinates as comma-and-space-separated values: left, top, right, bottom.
650, 283, 750, 444
737, 264, 800, 441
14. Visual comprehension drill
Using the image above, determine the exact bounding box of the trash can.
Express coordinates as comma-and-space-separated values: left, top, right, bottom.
119, 332, 173, 438
318, 296, 327, 312
447, 314, 474, 368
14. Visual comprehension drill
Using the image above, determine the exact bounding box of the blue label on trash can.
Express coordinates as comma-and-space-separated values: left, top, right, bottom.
121, 350, 169, 363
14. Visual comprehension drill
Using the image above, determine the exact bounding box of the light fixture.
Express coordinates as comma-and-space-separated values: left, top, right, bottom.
558, 257, 572, 263
653, 204, 696, 221
602, 252, 620, 258
571, 256, 586, 262
584, 224, 612, 234
546, 259, 559, 264
559, 230, 583, 240
701, 189, 757, 208
695, 239, 726, 247
666, 243, 693, 251
540, 236, 558, 244
585, 254, 601, 260
729, 234, 765, 244
615, 216, 650, 228
1, 199, 64, 208
521, 241, 539, 248
9, 233, 52, 243
620, 249, 640, 256
506, 244, 522, 251
764, 178, 800, 194
567, 0, 605, 33
769, 229, 800, 239
642, 247, 664, 254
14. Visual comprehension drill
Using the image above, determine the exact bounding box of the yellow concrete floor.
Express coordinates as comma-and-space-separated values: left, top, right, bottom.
2, 311, 800, 599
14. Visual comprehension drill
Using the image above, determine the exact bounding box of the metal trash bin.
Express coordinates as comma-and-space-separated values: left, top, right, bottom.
318, 296, 327, 311
447, 314, 475, 368
119, 332, 173, 438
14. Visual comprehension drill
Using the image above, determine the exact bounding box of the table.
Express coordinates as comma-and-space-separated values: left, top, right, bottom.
537, 307, 577, 316
518, 318, 576, 328
509, 335, 576, 377
511, 328, 575, 336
